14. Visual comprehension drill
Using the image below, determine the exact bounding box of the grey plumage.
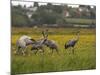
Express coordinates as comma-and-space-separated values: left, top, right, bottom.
42, 29, 59, 54
44, 39, 59, 54
65, 31, 80, 54
31, 31, 47, 54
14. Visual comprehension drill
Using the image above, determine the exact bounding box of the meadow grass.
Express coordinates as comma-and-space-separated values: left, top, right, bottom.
65, 18, 96, 25
11, 27, 96, 74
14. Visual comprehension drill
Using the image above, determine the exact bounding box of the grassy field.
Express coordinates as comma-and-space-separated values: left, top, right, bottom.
65, 18, 96, 25
11, 27, 96, 75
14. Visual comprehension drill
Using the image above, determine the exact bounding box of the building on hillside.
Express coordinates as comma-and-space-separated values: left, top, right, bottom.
78, 5, 90, 12
63, 10, 70, 17
23, 6, 38, 19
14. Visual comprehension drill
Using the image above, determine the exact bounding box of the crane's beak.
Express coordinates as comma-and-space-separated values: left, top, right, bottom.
30, 39, 36, 42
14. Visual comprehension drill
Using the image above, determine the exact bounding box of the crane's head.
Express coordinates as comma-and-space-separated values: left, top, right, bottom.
42, 29, 49, 40
30, 39, 36, 42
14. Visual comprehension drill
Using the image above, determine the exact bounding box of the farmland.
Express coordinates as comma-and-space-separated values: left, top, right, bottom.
11, 27, 96, 75
65, 18, 96, 25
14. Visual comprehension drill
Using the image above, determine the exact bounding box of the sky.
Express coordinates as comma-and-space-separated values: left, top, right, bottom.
11, 0, 96, 7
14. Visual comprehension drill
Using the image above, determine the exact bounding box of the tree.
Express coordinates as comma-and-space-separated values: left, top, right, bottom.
69, 8, 79, 18
34, 2, 39, 7
47, 3, 52, 9
24, 5, 26, 8
17, 4, 22, 9
79, 5, 86, 8
90, 8, 96, 19
12, 6, 30, 27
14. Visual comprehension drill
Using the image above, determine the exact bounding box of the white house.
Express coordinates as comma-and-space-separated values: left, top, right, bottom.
24, 6, 38, 19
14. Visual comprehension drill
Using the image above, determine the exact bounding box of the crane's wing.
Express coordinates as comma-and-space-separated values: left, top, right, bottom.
67, 39, 75, 45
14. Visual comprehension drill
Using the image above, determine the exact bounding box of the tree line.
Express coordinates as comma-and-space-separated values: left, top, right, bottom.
11, 2, 96, 27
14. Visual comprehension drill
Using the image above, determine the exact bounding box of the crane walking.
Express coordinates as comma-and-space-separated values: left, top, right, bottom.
65, 31, 80, 54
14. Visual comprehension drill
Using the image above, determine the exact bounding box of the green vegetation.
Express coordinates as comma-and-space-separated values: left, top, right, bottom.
11, 2, 96, 74
65, 18, 96, 25
11, 27, 96, 74
11, 6, 30, 27
11, 3, 96, 27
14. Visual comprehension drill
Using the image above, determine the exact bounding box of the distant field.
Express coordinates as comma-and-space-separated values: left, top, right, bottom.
65, 18, 96, 25
11, 27, 96, 74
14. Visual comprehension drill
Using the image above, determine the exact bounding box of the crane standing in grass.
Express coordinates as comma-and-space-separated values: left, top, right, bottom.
65, 31, 80, 54
43, 29, 59, 54
31, 29, 59, 55
31, 30, 48, 54
15, 35, 35, 55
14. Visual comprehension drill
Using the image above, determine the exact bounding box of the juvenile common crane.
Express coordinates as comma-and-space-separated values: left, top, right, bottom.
65, 31, 80, 54
16, 35, 35, 55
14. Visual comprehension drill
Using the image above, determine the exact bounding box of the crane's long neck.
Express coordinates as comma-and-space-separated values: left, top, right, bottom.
40, 39, 47, 45
76, 33, 79, 41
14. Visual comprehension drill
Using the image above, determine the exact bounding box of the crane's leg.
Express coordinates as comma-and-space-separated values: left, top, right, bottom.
51, 49, 53, 54
66, 47, 71, 54
56, 49, 59, 55
39, 47, 44, 54
69, 48, 71, 54
22, 47, 26, 56
42, 48, 45, 55
35, 49, 38, 55
72, 47, 75, 54
67, 47, 71, 54
26, 47, 31, 56
16, 46, 21, 55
